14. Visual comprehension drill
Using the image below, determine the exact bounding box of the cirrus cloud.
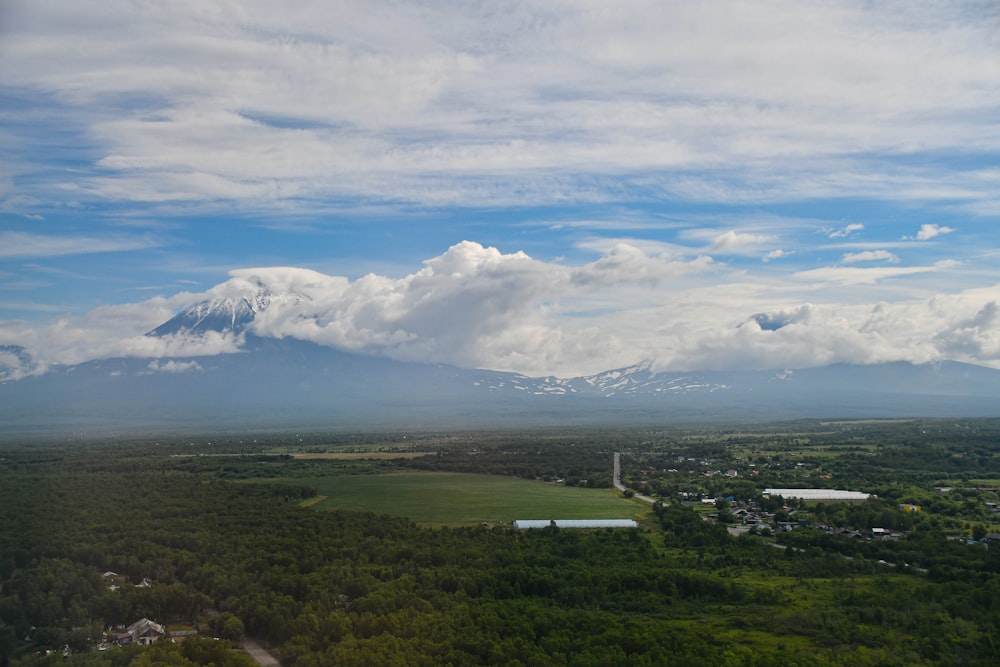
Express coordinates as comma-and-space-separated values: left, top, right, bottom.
2, 1, 998, 214
841, 250, 900, 264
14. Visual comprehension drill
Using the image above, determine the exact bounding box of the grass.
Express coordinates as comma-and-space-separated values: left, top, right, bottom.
298, 495, 328, 508
291, 452, 433, 460
291, 471, 646, 525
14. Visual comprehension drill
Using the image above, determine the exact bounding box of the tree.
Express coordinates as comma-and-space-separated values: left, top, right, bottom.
209, 612, 244, 641
715, 498, 735, 524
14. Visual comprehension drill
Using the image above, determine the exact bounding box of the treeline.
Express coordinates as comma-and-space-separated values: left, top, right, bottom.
398, 443, 614, 487
3, 440, 1000, 665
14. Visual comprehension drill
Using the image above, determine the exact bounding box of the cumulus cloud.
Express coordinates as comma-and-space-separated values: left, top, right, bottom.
0, 241, 721, 374
934, 301, 1000, 360
246, 242, 559, 367
648, 293, 1000, 373
905, 223, 955, 241
751, 305, 814, 331
144, 359, 203, 374
5, 242, 1000, 377
0, 295, 243, 373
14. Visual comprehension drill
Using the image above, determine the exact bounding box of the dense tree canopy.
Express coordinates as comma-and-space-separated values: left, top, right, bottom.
2, 422, 1000, 665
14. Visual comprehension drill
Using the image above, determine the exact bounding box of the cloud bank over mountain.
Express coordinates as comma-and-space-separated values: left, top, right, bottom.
3, 241, 999, 380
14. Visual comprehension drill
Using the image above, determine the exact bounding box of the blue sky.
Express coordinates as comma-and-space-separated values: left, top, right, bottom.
1, 1, 999, 377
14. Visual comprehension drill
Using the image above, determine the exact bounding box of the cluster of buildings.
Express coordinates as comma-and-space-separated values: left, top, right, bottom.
105, 618, 166, 648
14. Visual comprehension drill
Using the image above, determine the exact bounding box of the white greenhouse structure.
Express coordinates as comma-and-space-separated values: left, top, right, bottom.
512, 519, 638, 530
764, 488, 872, 502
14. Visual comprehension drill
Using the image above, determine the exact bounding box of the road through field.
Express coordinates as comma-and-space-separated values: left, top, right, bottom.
613, 452, 657, 504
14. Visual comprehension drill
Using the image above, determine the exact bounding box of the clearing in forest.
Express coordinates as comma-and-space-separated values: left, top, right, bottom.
296, 471, 644, 525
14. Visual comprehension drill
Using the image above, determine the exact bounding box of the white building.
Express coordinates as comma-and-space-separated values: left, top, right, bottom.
764, 488, 872, 502
513, 519, 638, 529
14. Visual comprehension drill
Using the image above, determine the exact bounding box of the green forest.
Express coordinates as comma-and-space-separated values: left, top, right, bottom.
3, 420, 1000, 666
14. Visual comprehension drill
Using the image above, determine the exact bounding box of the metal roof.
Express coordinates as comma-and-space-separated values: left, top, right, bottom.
513, 519, 638, 529
764, 488, 872, 501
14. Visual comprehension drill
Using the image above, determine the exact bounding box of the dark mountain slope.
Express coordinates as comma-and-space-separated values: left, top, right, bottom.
2, 334, 999, 436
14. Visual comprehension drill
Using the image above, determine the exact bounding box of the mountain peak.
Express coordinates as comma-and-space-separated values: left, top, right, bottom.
147, 269, 329, 338
147, 290, 274, 337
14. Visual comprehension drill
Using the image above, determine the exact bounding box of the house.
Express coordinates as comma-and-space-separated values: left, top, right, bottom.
127, 618, 166, 645
110, 632, 132, 646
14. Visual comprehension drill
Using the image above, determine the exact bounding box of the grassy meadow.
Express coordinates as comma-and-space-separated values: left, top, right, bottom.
292, 471, 644, 525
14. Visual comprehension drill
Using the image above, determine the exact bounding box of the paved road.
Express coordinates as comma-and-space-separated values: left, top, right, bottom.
613, 452, 656, 504
242, 638, 280, 667
613, 452, 625, 490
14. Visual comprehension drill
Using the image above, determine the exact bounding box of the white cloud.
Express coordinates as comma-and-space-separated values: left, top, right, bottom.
145, 359, 203, 374
0, 294, 242, 373
828, 223, 864, 239
6, 241, 1000, 377
905, 223, 955, 241
841, 250, 900, 264
0, 231, 158, 258
646, 293, 1000, 373
677, 229, 775, 255
1, 1, 998, 211
793, 261, 956, 286
934, 301, 1000, 360
570, 243, 712, 288
708, 230, 775, 254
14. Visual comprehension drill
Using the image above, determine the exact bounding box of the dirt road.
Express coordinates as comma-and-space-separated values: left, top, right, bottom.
242, 638, 280, 667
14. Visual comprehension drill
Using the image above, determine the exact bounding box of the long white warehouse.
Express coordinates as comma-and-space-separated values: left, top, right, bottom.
513, 519, 638, 529
764, 488, 872, 501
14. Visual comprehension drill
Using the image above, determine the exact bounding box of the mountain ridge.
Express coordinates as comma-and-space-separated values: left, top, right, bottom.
3, 332, 999, 436
3, 293, 1000, 435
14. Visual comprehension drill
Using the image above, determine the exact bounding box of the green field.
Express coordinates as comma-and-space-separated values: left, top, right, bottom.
292, 471, 646, 525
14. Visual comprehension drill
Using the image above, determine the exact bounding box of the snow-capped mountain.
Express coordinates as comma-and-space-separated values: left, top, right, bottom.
148, 292, 270, 336
4, 298, 1000, 435
466, 362, 735, 399
147, 283, 309, 337
579, 361, 731, 397
147, 273, 316, 338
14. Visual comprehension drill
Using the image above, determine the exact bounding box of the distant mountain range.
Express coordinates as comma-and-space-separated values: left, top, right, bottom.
3, 289, 1000, 436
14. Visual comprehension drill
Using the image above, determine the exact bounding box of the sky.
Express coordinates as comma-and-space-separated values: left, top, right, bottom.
1, 0, 999, 378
